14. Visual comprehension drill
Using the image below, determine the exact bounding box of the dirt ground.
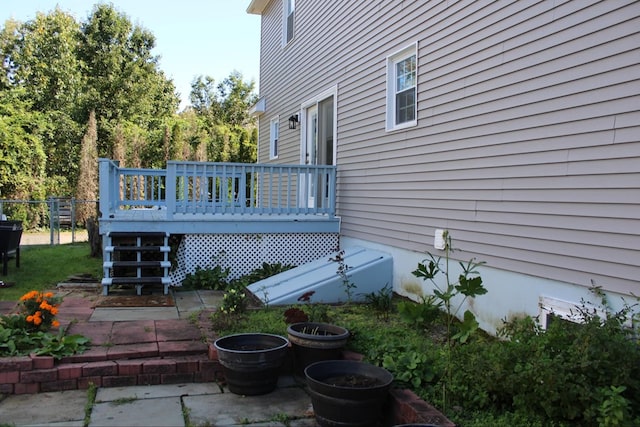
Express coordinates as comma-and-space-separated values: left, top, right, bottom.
20, 230, 89, 246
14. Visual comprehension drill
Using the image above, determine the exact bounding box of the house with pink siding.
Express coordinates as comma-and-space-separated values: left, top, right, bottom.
247, 0, 640, 333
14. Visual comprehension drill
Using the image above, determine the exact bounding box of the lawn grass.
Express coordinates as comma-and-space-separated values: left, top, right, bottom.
0, 243, 102, 301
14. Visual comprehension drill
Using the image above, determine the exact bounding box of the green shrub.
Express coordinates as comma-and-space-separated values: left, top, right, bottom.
446, 289, 640, 426
181, 265, 230, 290
219, 282, 248, 315
397, 295, 441, 328
242, 262, 295, 284
379, 344, 435, 389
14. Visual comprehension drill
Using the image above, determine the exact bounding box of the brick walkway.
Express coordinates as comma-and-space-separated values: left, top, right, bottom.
0, 291, 220, 395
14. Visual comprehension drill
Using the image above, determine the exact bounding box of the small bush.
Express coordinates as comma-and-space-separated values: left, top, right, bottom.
446, 289, 640, 426
397, 295, 441, 328
242, 262, 295, 284
219, 282, 248, 315
181, 265, 230, 290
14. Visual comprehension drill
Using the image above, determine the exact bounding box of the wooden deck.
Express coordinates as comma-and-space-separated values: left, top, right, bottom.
99, 159, 340, 235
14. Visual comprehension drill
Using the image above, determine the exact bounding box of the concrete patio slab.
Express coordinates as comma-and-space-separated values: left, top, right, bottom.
0, 389, 87, 426
185, 386, 317, 426
90, 306, 179, 321
95, 383, 222, 401
172, 289, 222, 317
196, 290, 224, 308
89, 395, 184, 427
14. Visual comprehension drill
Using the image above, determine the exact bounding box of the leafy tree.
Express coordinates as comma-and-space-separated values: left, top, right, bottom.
78, 4, 179, 156
0, 19, 21, 89
2, 9, 85, 194
190, 75, 220, 119
75, 110, 98, 225
218, 71, 258, 127
187, 71, 258, 163
0, 88, 47, 224
12, 9, 84, 115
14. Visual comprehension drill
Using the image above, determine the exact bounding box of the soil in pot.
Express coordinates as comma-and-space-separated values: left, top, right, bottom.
305, 360, 394, 427
214, 333, 289, 395
287, 322, 349, 375
323, 373, 385, 388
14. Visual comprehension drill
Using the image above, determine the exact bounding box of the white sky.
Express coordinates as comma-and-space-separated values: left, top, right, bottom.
0, 0, 261, 110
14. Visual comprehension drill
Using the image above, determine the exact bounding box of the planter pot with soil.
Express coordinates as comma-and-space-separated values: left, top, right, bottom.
287, 322, 350, 374
214, 333, 289, 395
305, 359, 394, 427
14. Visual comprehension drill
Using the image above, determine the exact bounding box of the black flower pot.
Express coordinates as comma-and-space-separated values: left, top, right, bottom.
305, 360, 394, 427
214, 333, 289, 395
287, 322, 350, 375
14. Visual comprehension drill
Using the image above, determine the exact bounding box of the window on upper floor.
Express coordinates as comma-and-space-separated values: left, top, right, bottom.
270, 116, 279, 159
386, 42, 418, 131
283, 0, 295, 45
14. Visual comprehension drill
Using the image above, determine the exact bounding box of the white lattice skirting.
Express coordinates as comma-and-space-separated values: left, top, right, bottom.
169, 233, 339, 286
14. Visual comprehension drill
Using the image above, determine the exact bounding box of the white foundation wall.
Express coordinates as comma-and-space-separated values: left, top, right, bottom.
341, 236, 635, 336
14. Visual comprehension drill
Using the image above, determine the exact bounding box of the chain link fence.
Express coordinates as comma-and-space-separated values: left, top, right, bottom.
0, 197, 98, 245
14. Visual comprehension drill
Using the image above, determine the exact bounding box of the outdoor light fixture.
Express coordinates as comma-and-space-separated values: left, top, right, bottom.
288, 114, 299, 130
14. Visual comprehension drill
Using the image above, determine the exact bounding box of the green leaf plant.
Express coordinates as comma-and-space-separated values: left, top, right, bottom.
411, 230, 487, 411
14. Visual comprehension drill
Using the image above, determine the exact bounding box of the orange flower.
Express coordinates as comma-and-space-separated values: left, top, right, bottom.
33, 316, 42, 326
50, 307, 59, 315
52, 320, 60, 328
44, 292, 54, 298
20, 291, 38, 301
26, 315, 34, 323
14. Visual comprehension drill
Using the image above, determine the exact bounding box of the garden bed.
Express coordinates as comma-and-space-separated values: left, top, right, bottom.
212, 290, 640, 427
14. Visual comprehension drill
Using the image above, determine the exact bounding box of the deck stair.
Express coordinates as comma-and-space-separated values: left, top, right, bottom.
102, 232, 171, 295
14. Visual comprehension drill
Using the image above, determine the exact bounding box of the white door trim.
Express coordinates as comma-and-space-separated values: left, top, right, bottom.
299, 85, 338, 166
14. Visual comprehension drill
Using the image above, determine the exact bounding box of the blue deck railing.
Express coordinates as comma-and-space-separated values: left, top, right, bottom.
99, 159, 337, 220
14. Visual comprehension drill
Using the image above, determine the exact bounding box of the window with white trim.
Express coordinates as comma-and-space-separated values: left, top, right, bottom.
270, 116, 279, 159
283, 0, 295, 45
538, 296, 607, 329
386, 42, 417, 131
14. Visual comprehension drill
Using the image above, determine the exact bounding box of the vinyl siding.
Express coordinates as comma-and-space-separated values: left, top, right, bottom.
254, 0, 640, 296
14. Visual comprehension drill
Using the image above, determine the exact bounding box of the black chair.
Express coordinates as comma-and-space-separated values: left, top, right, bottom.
0, 221, 23, 275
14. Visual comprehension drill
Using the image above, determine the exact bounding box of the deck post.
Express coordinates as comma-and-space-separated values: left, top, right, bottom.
98, 158, 116, 219
165, 162, 176, 219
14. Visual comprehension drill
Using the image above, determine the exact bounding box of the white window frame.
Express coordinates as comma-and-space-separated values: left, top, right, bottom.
538, 296, 606, 329
385, 41, 418, 132
283, 0, 295, 46
269, 116, 279, 159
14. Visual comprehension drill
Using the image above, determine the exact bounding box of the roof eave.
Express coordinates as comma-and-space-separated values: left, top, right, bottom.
247, 0, 269, 15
